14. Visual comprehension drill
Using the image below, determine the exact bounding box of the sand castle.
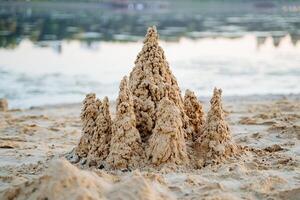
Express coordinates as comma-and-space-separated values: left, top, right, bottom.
70, 26, 238, 169
128, 27, 189, 142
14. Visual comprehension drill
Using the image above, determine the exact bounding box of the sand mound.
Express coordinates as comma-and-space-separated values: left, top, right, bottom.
0, 159, 173, 200
70, 26, 239, 170
1, 159, 109, 200
108, 171, 174, 200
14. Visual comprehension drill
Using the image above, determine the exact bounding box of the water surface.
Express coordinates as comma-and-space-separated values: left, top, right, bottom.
0, 1, 300, 108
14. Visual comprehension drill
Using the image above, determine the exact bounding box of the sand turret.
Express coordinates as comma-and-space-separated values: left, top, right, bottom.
146, 97, 188, 165
195, 88, 237, 165
184, 89, 205, 140
107, 76, 144, 169
76, 93, 100, 158
129, 26, 189, 141
88, 96, 112, 164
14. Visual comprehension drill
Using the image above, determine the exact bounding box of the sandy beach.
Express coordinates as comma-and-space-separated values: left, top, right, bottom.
1, 4, 300, 198
0, 95, 299, 200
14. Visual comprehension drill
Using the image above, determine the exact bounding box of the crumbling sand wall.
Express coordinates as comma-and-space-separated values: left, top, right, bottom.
75, 93, 100, 158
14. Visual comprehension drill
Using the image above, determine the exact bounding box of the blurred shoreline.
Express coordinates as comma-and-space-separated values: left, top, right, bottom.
9, 93, 300, 111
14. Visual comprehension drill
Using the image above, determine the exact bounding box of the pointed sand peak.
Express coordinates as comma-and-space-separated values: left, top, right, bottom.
129, 26, 188, 142
107, 77, 144, 169
88, 96, 112, 164
208, 87, 224, 120
116, 76, 135, 116
76, 93, 100, 158
143, 25, 159, 44
184, 89, 205, 140
195, 88, 237, 166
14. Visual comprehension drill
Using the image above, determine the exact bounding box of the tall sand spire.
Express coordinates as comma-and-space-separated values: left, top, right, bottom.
195, 88, 237, 165
107, 76, 144, 169
129, 26, 189, 141
76, 93, 100, 158
88, 96, 112, 164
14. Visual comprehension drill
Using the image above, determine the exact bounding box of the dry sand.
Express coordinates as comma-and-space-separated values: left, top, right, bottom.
0, 96, 299, 200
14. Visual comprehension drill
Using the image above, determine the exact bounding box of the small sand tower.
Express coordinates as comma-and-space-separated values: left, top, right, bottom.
195, 88, 237, 166
184, 89, 206, 140
106, 77, 144, 169
87, 97, 112, 164
76, 93, 100, 158
146, 97, 188, 165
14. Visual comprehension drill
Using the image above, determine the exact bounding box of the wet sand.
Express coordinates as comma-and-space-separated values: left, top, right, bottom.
0, 96, 299, 199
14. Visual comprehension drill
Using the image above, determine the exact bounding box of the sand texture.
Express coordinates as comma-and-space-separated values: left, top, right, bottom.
88, 96, 112, 165
0, 97, 299, 199
0, 99, 8, 112
75, 93, 100, 158
0, 26, 299, 199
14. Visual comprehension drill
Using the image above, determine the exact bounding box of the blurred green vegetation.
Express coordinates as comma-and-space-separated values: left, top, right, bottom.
0, 1, 300, 48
